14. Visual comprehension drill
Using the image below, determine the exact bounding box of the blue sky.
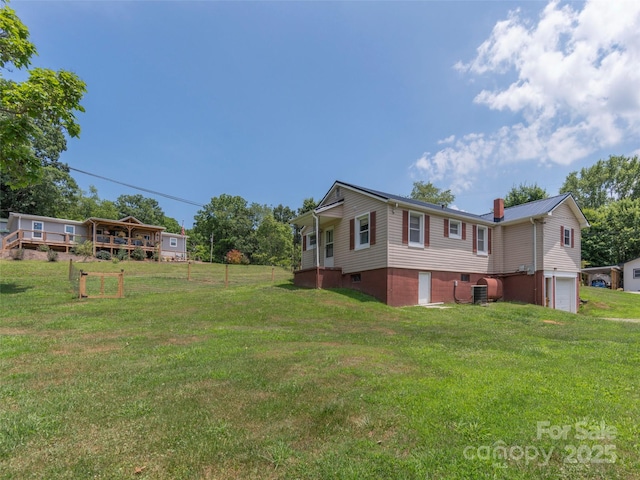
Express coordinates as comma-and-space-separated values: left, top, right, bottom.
12, 0, 640, 227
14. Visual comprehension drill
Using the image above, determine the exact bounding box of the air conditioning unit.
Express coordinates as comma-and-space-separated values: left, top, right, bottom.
472, 285, 488, 305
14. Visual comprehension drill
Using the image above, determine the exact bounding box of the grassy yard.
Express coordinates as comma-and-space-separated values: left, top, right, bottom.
579, 286, 640, 319
1, 260, 639, 479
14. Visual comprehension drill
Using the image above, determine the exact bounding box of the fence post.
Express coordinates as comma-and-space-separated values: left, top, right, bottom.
118, 270, 124, 298
225, 264, 229, 288
272, 266, 275, 283
69, 259, 73, 281
188, 261, 191, 281
78, 270, 87, 298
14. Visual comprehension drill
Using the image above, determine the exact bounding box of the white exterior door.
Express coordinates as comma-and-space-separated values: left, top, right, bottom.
32, 221, 43, 239
555, 277, 576, 313
324, 228, 334, 268
419, 272, 431, 305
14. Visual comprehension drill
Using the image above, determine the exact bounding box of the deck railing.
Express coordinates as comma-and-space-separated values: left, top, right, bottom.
1, 229, 157, 251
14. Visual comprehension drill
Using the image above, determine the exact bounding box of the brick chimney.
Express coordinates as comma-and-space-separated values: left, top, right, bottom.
494, 198, 505, 222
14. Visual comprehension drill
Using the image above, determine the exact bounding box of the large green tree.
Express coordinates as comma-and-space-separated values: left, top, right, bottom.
252, 215, 294, 266
504, 182, 548, 207
0, 165, 79, 218
410, 181, 455, 206
560, 155, 640, 209
115, 194, 165, 225
0, 1, 86, 187
193, 194, 255, 262
70, 185, 119, 220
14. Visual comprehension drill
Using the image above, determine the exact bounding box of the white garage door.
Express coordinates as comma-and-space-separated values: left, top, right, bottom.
555, 277, 576, 313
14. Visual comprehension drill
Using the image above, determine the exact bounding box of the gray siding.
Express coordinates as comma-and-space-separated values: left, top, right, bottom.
502, 222, 534, 273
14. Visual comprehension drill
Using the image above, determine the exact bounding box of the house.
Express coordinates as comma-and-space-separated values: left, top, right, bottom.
623, 257, 640, 292
292, 181, 589, 313
2, 212, 188, 260
581, 265, 621, 290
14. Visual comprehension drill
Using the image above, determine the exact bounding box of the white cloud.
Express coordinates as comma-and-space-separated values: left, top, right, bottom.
415, 0, 640, 190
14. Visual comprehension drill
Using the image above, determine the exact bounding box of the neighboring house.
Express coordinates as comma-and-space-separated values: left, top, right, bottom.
293, 181, 589, 313
2, 212, 188, 260
581, 265, 621, 290
623, 257, 640, 292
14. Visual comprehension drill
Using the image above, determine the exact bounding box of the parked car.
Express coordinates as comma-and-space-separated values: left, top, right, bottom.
591, 279, 607, 288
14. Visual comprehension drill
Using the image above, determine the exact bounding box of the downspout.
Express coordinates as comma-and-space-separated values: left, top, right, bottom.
312, 212, 320, 289
530, 218, 537, 304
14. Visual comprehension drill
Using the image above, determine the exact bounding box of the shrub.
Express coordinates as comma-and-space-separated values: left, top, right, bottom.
47, 249, 59, 262
74, 241, 94, 261
131, 246, 145, 261
96, 250, 112, 260
116, 248, 128, 261
12, 248, 24, 260
38, 244, 50, 252
226, 249, 244, 264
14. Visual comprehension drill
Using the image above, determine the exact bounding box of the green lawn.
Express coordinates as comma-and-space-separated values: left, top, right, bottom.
579, 286, 640, 319
1, 260, 639, 479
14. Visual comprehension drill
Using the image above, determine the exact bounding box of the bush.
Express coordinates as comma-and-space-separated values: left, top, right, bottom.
47, 249, 59, 262
38, 244, 50, 252
226, 249, 249, 265
74, 241, 94, 261
96, 250, 112, 260
116, 248, 128, 261
131, 246, 145, 261
12, 248, 24, 260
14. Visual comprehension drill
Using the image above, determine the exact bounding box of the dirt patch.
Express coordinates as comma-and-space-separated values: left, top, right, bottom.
542, 320, 564, 325
0, 249, 96, 262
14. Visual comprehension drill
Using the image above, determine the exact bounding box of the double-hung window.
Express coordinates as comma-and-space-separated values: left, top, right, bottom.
449, 219, 461, 239
33, 221, 43, 239
170, 237, 178, 248
634, 268, 640, 280
356, 213, 370, 249
409, 212, 423, 247
563, 228, 571, 246
64, 225, 75, 242
476, 225, 488, 255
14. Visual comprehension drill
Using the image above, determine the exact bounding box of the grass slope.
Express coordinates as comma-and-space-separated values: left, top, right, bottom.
1, 260, 639, 479
579, 286, 640, 319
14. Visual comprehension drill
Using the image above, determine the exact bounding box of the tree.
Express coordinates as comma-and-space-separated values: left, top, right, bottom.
297, 197, 317, 216
0, 1, 86, 187
504, 182, 548, 207
410, 181, 455, 206
115, 194, 165, 225
0, 165, 80, 218
560, 155, 640, 209
253, 215, 294, 267
583, 199, 640, 266
193, 194, 255, 262
273, 204, 296, 224
70, 185, 119, 220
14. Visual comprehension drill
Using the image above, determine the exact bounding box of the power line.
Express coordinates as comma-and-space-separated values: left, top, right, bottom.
68, 167, 204, 207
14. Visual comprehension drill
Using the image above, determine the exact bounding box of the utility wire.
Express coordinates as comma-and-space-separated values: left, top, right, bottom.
68, 167, 204, 207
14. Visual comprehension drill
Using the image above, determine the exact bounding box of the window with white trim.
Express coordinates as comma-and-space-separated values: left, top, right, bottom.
170, 237, 178, 248
477, 225, 488, 255
449, 219, 461, 239
634, 268, 640, 279
307, 232, 317, 250
33, 221, 43, 239
409, 211, 423, 247
356, 213, 370, 249
64, 225, 76, 242
325, 229, 334, 258
563, 227, 571, 247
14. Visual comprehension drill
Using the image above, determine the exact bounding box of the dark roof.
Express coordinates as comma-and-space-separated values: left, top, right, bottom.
332, 181, 586, 226
479, 193, 573, 223
335, 181, 485, 221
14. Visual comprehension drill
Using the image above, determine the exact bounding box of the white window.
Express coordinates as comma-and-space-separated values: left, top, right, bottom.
449, 219, 461, 239
64, 225, 75, 242
409, 212, 423, 247
325, 229, 334, 258
170, 237, 178, 248
33, 221, 43, 239
563, 227, 571, 247
477, 225, 488, 255
307, 232, 317, 250
634, 268, 640, 279
356, 213, 370, 249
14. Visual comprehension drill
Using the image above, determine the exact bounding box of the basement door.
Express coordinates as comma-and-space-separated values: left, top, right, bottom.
418, 272, 431, 305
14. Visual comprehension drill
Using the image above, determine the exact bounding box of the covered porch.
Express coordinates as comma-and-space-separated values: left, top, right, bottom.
86, 216, 164, 258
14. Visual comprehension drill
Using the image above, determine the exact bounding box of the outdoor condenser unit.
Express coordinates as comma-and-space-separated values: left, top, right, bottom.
472, 285, 488, 305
